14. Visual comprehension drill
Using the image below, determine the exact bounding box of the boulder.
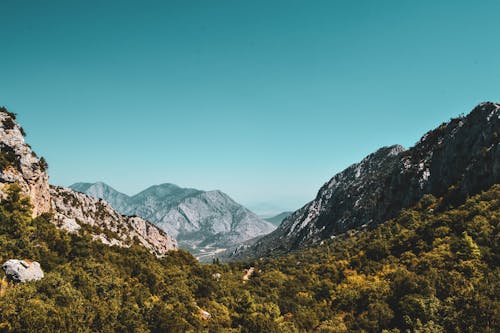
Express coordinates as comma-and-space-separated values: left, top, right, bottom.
2, 259, 44, 283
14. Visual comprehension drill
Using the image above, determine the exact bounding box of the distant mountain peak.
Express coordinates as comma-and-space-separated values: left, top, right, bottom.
148, 183, 181, 190
71, 181, 116, 191
72, 182, 276, 261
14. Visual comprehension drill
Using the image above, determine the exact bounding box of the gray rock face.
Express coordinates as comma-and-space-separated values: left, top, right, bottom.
51, 186, 178, 255
0, 110, 51, 217
233, 102, 500, 259
2, 259, 44, 283
70, 183, 276, 260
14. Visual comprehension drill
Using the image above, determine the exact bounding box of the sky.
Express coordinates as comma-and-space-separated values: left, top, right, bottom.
1, 0, 500, 216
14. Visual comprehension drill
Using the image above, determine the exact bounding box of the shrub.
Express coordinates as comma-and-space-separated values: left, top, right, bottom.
0, 106, 17, 120
2, 117, 15, 130
0, 144, 20, 171
38, 157, 48, 171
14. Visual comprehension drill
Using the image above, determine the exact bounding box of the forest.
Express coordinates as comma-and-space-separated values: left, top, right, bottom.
0, 182, 498, 332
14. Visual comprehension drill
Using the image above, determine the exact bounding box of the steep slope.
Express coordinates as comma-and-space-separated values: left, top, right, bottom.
0, 108, 51, 217
50, 186, 177, 255
0, 107, 177, 255
158, 190, 275, 247
1, 178, 498, 332
265, 211, 293, 226
70, 183, 276, 259
233, 102, 500, 259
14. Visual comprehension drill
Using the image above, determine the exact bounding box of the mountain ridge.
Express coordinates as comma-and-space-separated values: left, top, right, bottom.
70, 181, 276, 260
231, 102, 500, 259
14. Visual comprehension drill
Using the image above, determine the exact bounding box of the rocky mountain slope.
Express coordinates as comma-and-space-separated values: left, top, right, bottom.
0, 109, 51, 217
51, 186, 177, 255
69, 181, 132, 213
264, 211, 293, 226
70, 182, 276, 260
0, 107, 177, 255
232, 102, 500, 259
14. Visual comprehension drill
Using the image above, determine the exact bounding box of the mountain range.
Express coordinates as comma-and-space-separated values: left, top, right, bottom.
0, 103, 498, 332
70, 182, 276, 260
231, 101, 500, 260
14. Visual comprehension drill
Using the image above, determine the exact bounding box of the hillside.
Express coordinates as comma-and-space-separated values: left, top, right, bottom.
0, 104, 497, 332
0, 171, 498, 332
70, 182, 275, 261
0, 108, 177, 255
232, 102, 500, 259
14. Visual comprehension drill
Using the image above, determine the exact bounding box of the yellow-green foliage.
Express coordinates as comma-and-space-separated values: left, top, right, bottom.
0, 183, 498, 332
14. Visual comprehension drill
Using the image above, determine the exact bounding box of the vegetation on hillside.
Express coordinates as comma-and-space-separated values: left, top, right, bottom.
0, 107, 26, 136
0, 144, 20, 172
0, 183, 498, 332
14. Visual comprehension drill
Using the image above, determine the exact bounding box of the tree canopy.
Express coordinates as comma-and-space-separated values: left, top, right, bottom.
0, 183, 498, 332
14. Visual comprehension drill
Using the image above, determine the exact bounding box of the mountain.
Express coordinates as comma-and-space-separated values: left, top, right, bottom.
50, 186, 177, 255
70, 181, 132, 212
0, 105, 497, 332
70, 182, 276, 260
231, 102, 500, 259
264, 211, 293, 226
0, 107, 177, 255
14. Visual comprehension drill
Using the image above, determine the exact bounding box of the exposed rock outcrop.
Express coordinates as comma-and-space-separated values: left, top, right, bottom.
2, 259, 44, 283
0, 107, 178, 256
232, 102, 500, 259
51, 186, 177, 255
0, 109, 51, 217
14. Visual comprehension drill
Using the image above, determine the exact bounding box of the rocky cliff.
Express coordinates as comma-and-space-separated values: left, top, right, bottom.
50, 186, 177, 255
0, 107, 177, 255
232, 102, 500, 259
0, 108, 51, 217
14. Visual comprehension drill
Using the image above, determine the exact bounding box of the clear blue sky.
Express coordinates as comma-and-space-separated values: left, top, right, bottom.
1, 1, 499, 215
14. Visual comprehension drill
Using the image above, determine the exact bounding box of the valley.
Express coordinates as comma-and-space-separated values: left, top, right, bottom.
1, 2, 499, 331
0, 103, 498, 332
70, 182, 275, 261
